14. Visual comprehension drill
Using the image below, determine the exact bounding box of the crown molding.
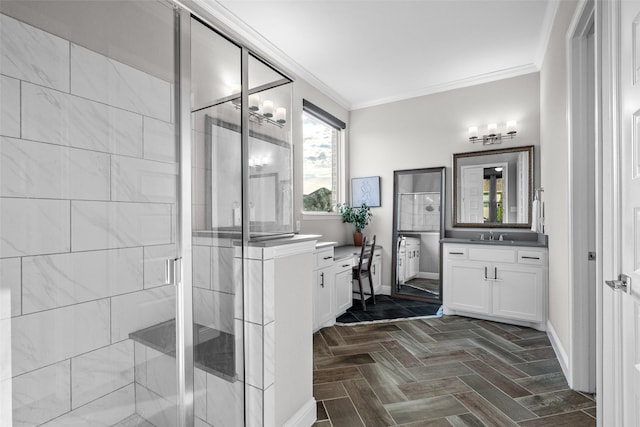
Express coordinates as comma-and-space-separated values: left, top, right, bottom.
350, 63, 540, 111
192, 0, 351, 110
534, 0, 561, 68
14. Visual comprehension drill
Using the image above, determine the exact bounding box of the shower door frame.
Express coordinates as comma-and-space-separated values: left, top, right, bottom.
173, 2, 296, 425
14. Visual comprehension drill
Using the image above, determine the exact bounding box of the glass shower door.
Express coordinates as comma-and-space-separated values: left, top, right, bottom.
0, 1, 183, 426
190, 17, 246, 426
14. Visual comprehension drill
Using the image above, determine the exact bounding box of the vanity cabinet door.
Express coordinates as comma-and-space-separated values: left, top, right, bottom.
492, 264, 544, 322
314, 266, 334, 331
371, 254, 382, 292
446, 261, 491, 315
335, 262, 353, 316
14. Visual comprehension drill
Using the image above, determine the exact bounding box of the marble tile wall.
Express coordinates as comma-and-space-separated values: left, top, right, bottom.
0, 12, 177, 426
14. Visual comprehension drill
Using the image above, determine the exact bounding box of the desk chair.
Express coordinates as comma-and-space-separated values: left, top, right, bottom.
353, 235, 376, 311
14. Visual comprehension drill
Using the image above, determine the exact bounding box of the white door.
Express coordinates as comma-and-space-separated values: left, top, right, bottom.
601, 1, 640, 425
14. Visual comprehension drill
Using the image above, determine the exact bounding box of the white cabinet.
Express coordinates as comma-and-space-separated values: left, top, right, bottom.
399, 237, 420, 281
371, 251, 382, 293
443, 243, 547, 330
313, 247, 335, 331
334, 260, 353, 316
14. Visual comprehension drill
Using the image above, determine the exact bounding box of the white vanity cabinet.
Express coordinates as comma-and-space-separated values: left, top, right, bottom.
406, 237, 420, 280
313, 247, 335, 331
443, 243, 548, 330
334, 259, 354, 316
371, 250, 383, 293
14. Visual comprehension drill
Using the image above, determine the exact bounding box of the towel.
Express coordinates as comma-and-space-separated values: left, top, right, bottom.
531, 199, 539, 232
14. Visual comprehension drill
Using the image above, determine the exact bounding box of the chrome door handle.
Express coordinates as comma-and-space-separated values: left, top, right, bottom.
605, 280, 627, 292
165, 258, 181, 286
606, 274, 632, 293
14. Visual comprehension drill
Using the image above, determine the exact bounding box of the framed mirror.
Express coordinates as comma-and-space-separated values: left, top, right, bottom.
453, 145, 533, 228
391, 167, 445, 303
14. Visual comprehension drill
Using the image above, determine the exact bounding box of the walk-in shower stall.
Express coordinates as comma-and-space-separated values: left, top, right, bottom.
0, 1, 293, 425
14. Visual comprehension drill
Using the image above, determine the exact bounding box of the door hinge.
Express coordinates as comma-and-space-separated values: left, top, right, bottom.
588, 251, 596, 261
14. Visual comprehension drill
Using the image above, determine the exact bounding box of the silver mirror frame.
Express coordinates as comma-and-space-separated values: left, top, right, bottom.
452, 145, 534, 228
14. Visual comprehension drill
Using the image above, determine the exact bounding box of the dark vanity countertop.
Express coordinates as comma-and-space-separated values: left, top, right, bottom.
441, 236, 548, 248
129, 319, 236, 382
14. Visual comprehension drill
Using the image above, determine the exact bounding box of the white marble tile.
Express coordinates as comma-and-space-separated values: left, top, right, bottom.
246, 384, 264, 427
135, 384, 177, 427
12, 360, 70, 427
193, 245, 211, 290
12, 299, 110, 376
22, 247, 143, 313
134, 341, 147, 387
0, 257, 21, 317
263, 385, 275, 427
0, 197, 70, 258
245, 259, 274, 325
0, 75, 20, 138
195, 416, 214, 427
41, 383, 135, 427
211, 246, 236, 294
71, 340, 134, 408
21, 82, 143, 157
71, 201, 173, 252
145, 347, 177, 400
1, 136, 110, 200
110, 285, 175, 343
70, 44, 171, 122
0, 14, 69, 91
111, 155, 176, 203
206, 372, 243, 427
144, 117, 175, 163
194, 288, 234, 334
194, 368, 207, 422
143, 244, 176, 289
245, 321, 274, 389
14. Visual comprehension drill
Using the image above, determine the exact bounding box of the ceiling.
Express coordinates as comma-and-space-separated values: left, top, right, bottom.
213, 0, 556, 111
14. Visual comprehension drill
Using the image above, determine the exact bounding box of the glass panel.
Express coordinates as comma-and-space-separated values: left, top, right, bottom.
190, 18, 245, 426
247, 55, 293, 238
392, 168, 445, 302
302, 112, 338, 212
0, 1, 180, 426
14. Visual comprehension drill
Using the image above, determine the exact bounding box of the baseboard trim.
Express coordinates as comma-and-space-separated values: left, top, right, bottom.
546, 320, 571, 385
283, 398, 317, 427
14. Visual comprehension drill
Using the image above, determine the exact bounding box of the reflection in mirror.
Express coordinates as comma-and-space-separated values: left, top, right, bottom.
453, 145, 533, 228
391, 167, 445, 303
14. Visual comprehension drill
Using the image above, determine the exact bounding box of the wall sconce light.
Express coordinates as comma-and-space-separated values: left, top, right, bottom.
228, 85, 286, 127
468, 120, 517, 145
249, 155, 270, 170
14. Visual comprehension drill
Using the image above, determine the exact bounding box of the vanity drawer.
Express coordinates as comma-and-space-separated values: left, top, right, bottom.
468, 247, 516, 263
316, 248, 334, 269
518, 250, 546, 265
445, 247, 468, 259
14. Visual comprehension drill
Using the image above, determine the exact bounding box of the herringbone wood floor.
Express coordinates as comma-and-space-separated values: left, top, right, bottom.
313, 315, 596, 427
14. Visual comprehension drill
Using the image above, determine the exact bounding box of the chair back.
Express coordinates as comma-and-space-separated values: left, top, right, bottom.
365, 235, 377, 269
356, 235, 368, 272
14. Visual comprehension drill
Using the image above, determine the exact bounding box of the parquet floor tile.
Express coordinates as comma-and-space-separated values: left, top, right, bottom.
312, 315, 596, 426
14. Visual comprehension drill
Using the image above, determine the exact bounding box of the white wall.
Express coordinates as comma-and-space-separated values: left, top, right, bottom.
348, 73, 541, 287
539, 0, 579, 359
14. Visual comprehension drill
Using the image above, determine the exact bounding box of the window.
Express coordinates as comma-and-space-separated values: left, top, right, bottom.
302, 100, 346, 212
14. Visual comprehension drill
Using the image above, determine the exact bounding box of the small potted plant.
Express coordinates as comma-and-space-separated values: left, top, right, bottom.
337, 203, 373, 246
